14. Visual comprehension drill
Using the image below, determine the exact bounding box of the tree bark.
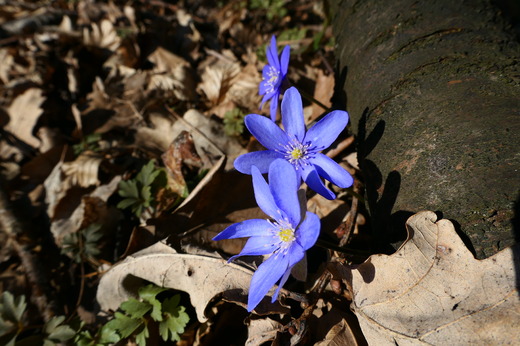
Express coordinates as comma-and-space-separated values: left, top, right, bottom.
331, 0, 520, 258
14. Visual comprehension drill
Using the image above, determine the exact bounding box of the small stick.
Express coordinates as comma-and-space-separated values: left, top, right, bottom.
0, 183, 58, 322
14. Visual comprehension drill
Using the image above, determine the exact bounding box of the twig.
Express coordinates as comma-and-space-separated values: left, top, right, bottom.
338, 179, 363, 251
0, 182, 58, 322
325, 135, 355, 160
284, 270, 332, 345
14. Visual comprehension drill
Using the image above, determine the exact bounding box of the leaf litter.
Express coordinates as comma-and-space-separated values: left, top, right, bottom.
0, 0, 515, 345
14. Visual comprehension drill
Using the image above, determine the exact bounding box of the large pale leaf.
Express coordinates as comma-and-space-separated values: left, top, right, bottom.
96, 242, 288, 322
5, 88, 45, 148
335, 211, 519, 344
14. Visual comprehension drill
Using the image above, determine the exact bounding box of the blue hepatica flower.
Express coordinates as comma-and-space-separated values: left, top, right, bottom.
235, 87, 354, 200
259, 35, 290, 121
213, 159, 320, 312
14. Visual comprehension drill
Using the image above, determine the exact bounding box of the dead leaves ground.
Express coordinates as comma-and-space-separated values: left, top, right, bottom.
0, 0, 367, 345
1, 0, 517, 345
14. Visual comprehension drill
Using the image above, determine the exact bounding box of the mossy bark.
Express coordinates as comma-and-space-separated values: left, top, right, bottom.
332, 0, 520, 258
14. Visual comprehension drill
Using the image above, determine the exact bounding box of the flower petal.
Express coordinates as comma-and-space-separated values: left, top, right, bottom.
272, 269, 291, 302
281, 87, 305, 142
279, 45, 290, 75
252, 166, 280, 219
212, 219, 273, 241
269, 92, 279, 121
302, 166, 336, 200
247, 253, 289, 311
234, 150, 283, 174
296, 212, 320, 250
244, 113, 290, 150
268, 159, 301, 227
304, 110, 349, 149
259, 80, 269, 96
271, 244, 305, 301
266, 36, 280, 70
230, 236, 279, 262
311, 153, 354, 188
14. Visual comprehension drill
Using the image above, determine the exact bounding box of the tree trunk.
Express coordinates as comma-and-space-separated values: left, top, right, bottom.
331, 0, 520, 258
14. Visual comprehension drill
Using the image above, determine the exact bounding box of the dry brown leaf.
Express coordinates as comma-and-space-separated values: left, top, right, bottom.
5, 88, 45, 148
61, 153, 103, 188
0, 49, 15, 84
245, 317, 282, 346
162, 131, 203, 196
335, 211, 520, 345
313, 306, 365, 346
50, 176, 121, 246
148, 46, 196, 100
174, 109, 244, 170
82, 19, 120, 51
198, 56, 241, 105
96, 241, 288, 322
310, 69, 334, 121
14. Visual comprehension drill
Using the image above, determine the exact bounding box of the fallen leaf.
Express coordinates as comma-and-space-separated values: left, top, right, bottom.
148, 46, 196, 100
198, 55, 240, 105
161, 131, 203, 197
61, 153, 103, 188
83, 19, 120, 51
245, 317, 281, 346
334, 211, 520, 345
96, 242, 288, 322
5, 88, 45, 148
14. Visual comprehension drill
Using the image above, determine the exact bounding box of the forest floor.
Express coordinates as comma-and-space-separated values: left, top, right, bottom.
0, 0, 369, 345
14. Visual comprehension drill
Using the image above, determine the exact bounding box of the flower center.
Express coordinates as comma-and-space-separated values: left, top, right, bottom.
290, 148, 303, 160
278, 228, 295, 242
264, 66, 280, 94
281, 139, 312, 169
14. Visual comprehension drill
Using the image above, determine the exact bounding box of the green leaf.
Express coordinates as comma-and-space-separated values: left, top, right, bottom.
138, 285, 168, 322
98, 324, 121, 344
43, 316, 66, 334
159, 295, 189, 342
0, 333, 17, 346
140, 185, 152, 207
134, 324, 149, 346
104, 312, 142, 339
0, 291, 26, 323
120, 299, 152, 319
224, 108, 245, 136
43, 339, 57, 346
47, 325, 76, 342
116, 197, 139, 210
136, 160, 160, 187
74, 330, 95, 346
118, 180, 140, 199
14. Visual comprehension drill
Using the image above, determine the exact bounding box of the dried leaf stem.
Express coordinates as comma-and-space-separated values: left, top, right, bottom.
0, 183, 57, 322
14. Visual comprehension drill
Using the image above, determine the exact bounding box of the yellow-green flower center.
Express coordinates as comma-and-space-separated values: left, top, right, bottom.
278, 228, 295, 242
290, 148, 303, 160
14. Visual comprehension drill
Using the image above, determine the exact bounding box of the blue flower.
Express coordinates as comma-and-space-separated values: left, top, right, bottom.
259, 35, 290, 121
213, 159, 320, 312
235, 87, 354, 200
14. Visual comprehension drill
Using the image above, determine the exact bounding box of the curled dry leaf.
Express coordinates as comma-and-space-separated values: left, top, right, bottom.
50, 176, 121, 246
245, 317, 282, 346
198, 57, 241, 106
96, 242, 288, 322
61, 153, 103, 188
82, 19, 120, 51
333, 211, 520, 345
148, 46, 196, 100
161, 130, 203, 196
5, 88, 45, 148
